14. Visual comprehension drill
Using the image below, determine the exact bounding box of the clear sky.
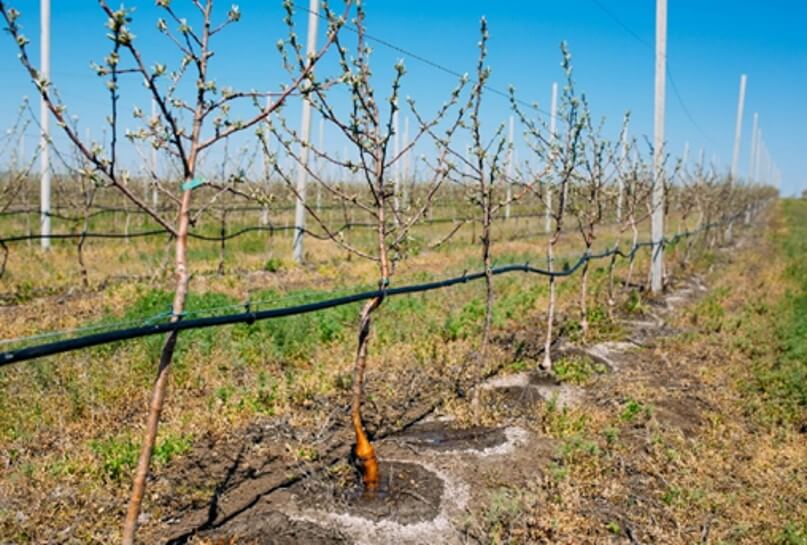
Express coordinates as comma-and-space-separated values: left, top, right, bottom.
1, 0, 805, 195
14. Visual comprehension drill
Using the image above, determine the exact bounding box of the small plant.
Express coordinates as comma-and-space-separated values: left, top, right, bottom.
559, 434, 600, 462
777, 523, 807, 545
661, 485, 681, 506
509, 360, 529, 372
619, 398, 650, 422
443, 297, 486, 341
624, 288, 646, 315
263, 257, 284, 273
606, 520, 622, 535
553, 354, 607, 384
152, 434, 191, 465
91, 432, 191, 482
601, 426, 620, 446
90, 436, 139, 482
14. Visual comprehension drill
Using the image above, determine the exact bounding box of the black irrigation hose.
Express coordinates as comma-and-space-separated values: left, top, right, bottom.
0, 211, 551, 245
0, 200, 485, 218
0, 229, 171, 244
0, 218, 732, 367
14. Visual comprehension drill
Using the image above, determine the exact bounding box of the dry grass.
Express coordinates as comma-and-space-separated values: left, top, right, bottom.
461, 203, 806, 545
0, 190, 712, 542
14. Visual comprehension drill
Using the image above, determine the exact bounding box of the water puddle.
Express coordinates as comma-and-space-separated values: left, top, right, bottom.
393, 421, 507, 452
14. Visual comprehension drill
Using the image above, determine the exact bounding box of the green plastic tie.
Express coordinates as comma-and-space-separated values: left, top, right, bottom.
181, 177, 205, 191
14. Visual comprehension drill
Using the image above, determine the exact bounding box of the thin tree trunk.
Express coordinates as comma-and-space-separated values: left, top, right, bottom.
77, 228, 89, 288
481, 190, 493, 348
121, 188, 192, 545
351, 296, 381, 491
0, 241, 8, 278
626, 214, 639, 287
541, 233, 557, 371
684, 207, 704, 266
606, 242, 619, 320
218, 208, 227, 276
77, 186, 95, 288
350, 145, 390, 492
579, 256, 590, 335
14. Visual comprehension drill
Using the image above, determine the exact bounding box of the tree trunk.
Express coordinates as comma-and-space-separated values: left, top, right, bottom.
579, 257, 590, 335
77, 187, 95, 288
351, 296, 382, 491
121, 188, 192, 545
481, 196, 493, 348
541, 235, 557, 371
626, 215, 639, 287
218, 208, 227, 276
606, 243, 619, 320
77, 229, 89, 288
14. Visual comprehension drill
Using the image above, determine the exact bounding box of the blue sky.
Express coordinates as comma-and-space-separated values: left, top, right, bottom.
0, 0, 805, 195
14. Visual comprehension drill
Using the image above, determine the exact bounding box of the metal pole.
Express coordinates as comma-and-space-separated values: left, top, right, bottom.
292, 0, 319, 263
505, 115, 514, 219
754, 129, 763, 183
651, 0, 667, 293
546, 81, 558, 234
749, 112, 758, 182
730, 74, 747, 181
40, 0, 51, 249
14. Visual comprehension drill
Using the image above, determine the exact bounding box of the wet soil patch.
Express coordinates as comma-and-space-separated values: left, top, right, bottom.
478, 368, 584, 412
196, 510, 352, 545
291, 461, 443, 525
555, 346, 618, 373
482, 383, 545, 411
392, 421, 507, 452
529, 371, 562, 387
626, 321, 682, 346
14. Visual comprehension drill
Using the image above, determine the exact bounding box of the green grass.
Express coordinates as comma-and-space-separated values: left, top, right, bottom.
619, 398, 650, 422
744, 200, 807, 428
90, 432, 191, 482
552, 354, 607, 384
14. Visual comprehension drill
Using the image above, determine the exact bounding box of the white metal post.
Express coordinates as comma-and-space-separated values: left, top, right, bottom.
749, 112, 758, 182
755, 130, 763, 183
40, 0, 51, 249
546, 81, 558, 234
292, 0, 319, 263
760, 140, 766, 185
651, 0, 667, 293
730, 74, 747, 181
505, 115, 514, 219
